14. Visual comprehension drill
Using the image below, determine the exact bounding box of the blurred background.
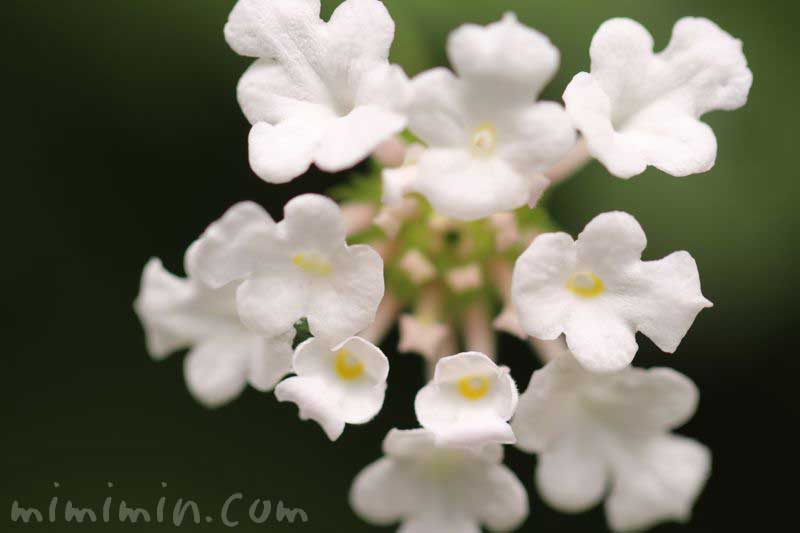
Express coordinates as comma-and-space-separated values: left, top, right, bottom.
3, 0, 797, 531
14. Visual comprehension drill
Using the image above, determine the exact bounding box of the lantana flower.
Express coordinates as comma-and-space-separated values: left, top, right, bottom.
512, 211, 712, 372
226, 0, 410, 183
134, 241, 294, 408
350, 428, 528, 532
564, 17, 752, 178
399, 13, 575, 220
275, 336, 389, 440
415, 352, 518, 448
512, 352, 711, 532
190, 196, 384, 345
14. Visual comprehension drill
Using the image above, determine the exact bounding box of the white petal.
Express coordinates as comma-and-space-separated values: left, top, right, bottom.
499, 101, 576, 173
247, 329, 296, 392
425, 411, 516, 448
414, 149, 533, 221
307, 244, 384, 343
350, 458, 413, 526
575, 211, 646, 276
236, 59, 335, 126
476, 463, 529, 531
355, 62, 412, 112
314, 105, 407, 173
632, 251, 713, 353
565, 17, 752, 178
134, 258, 196, 358
236, 274, 306, 338
563, 304, 638, 373
382, 427, 439, 458
598, 367, 700, 433
512, 353, 587, 452
512, 233, 576, 340
274, 376, 346, 441
536, 431, 609, 513
433, 352, 497, 384
326, 0, 395, 63
248, 119, 324, 184
189, 202, 276, 289
341, 336, 391, 383
606, 435, 711, 532
408, 68, 466, 147
224, 0, 322, 58
134, 258, 240, 359
281, 194, 347, 255
339, 383, 387, 425
448, 13, 560, 101
183, 337, 250, 408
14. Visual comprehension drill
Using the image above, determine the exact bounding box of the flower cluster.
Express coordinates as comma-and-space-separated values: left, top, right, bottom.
135, 1, 751, 531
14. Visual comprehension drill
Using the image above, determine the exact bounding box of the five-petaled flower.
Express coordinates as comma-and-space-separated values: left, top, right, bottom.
512, 351, 711, 532
226, 0, 411, 184
415, 352, 519, 448
189, 196, 385, 345
350, 428, 529, 532
134, 239, 294, 408
512, 211, 712, 373
395, 13, 576, 220
564, 17, 752, 179
275, 336, 389, 441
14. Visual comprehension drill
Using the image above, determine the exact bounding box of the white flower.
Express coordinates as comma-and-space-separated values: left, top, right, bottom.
133, 240, 294, 408
512, 353, 711, 532
401, 13, 575, 220
190, 196, 384, 345
415, 352, 518, 448
225, 0, 410, 183
350, 428, 528, 532
275, 336, 388, 441
512, 211, 712, 373
564, 17, 752, 179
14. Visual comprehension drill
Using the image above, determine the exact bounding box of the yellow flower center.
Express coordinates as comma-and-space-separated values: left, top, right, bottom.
470, 123, 497, 157
457, 375, 490, 400
334, 349, 364, 381
292, 252, 332, 276
566, 271, 605, 298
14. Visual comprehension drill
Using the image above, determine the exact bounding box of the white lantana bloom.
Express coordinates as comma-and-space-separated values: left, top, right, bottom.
402, 13, 575, 220
512, 211, 712, 372
225, 0, 410, 183
564, 17, 752, 178
134, 242, 294, 408
190, 196, 384, 345
350, 428, 528, 532
513, 353, 710, 532
415, 352, 518, 448
275, 336, 388, 440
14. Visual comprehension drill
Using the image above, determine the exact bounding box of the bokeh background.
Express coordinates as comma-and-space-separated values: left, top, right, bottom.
3, 0, 798, 531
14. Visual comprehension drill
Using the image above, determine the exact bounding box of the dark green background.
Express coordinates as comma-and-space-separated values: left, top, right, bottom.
3, 0, 797, 531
